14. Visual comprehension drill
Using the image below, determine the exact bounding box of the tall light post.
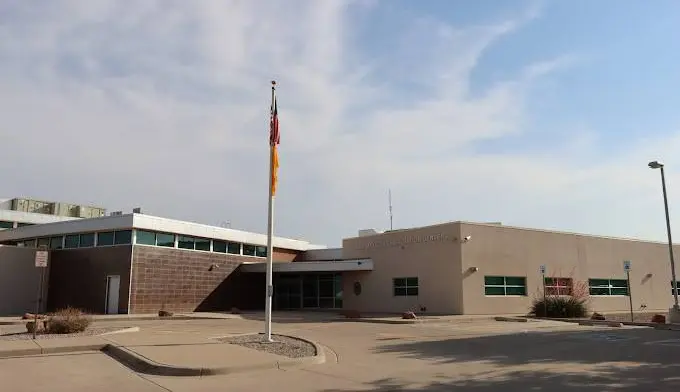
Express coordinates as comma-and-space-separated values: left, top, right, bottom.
648, 160, 680, 320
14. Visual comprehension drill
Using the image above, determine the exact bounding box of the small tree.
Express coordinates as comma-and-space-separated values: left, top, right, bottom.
531, 268, 590, 318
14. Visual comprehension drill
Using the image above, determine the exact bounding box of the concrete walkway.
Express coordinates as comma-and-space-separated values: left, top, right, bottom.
2, 316, 679, 391
0, 325, 324, 376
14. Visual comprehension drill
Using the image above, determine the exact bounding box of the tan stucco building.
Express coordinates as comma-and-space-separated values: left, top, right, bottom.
341, 221, 680, 316
1, 211, 678, 318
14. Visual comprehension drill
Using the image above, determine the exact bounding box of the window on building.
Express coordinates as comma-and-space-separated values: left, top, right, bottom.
255, 246, 267, 257
672, 281, 680, 295
136, 230, 156, 245
545, 277, 573, 296
23, 239, 37, 248
243, 244, 257, 256
178, 235, 195, 249
49, 236, 64, 250
0, 220, 13, 229
97, 231, 114, 246
484, 276, 527, 296
114, 230, 132, 245
213, 240, 227, 253
195, 237, 210, 251
79, 233, 95, 247
64, 234, 80, 249
155, 233, 175, 247
393, 277, 419, 296
588, 278, 629, 296
37, 238, 50, 248
227, 242, 241, 254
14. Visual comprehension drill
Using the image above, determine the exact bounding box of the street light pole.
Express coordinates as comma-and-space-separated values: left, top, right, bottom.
649, 160, 680, 312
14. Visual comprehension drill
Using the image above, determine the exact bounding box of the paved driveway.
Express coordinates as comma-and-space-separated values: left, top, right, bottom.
2, 317, 679, 391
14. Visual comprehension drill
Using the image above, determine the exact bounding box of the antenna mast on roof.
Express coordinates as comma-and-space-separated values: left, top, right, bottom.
388, 189, 393, 231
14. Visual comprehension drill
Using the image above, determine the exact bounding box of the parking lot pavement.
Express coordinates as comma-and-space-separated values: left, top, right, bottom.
0, 352, 164, 392
3, 317, 680, 392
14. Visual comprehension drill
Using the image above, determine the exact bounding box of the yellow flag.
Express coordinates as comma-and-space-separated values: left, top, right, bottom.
271, 145, 279, 196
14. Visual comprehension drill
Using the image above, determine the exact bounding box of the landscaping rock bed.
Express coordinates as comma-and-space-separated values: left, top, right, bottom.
0, 326, 129, 341
221, 334, 316, 358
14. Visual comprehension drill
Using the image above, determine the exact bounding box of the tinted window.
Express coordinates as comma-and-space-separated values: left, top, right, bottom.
79, 233, 95, 247
177, 236, 195, 249
114, 230, 132, 245
227, 242, 241, 254
136, 230, 156, 245
97, 232, 114, 246
64, 234, 80, 249
156, 233, 175, 247
195, 238, 210, 251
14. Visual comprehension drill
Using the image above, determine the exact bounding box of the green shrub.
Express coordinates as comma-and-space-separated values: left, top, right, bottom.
531, 296, 588, 318
46, 307, 92, 334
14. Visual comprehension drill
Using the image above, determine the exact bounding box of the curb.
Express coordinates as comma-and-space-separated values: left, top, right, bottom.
104, 332, 325, 377
99, 327, 141, 336
0, 343, 107, 358
578, 320, 624, 328
0, 315, 227, 326
494, 316, 529, 323
0, 334, 325, 377
654, 324, 680, 331
337, 318, 419, 325
531, 316, 680, 329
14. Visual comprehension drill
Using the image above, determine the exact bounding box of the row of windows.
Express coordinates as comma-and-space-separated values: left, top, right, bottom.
20, 230, 133, 250
135, 230, 267, 257
14, 229, 268, 258
482, 276, 630, 297
0, 221, 35, 230
488, 276, 678, 297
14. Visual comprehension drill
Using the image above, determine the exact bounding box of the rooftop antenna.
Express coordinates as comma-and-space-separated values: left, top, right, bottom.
388, 189, 393, 231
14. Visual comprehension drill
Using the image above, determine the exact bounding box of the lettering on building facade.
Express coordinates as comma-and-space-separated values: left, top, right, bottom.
358, 233, 454, 250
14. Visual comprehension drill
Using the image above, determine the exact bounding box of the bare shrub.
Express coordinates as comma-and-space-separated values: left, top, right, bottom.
46, 307, 92, 334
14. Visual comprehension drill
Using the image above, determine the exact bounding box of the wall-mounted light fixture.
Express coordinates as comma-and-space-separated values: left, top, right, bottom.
208, 264, 220, 271
468, 266, 479, 272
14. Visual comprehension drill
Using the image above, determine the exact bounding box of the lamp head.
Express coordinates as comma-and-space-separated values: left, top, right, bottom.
648, 160, 664, 169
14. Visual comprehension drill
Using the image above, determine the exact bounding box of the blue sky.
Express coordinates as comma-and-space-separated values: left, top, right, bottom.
2, 0, 680, 246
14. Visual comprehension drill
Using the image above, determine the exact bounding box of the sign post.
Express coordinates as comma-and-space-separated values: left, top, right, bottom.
624, 260, 633, 323
540, 265, 547, 317
33, 247, 49, 340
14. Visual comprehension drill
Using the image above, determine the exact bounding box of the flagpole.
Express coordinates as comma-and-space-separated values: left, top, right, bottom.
264, 81, 276, 342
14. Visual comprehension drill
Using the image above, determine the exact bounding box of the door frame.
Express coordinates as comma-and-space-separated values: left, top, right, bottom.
104, 275, 121, 314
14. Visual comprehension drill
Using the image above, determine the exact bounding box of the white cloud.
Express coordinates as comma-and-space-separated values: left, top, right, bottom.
1, 0, 679, 246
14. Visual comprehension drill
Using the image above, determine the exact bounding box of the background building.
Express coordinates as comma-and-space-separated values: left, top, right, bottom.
341, 221, 680, 316
0, 197, 106, 230
1, 205, 678, 318
0, 212, 324, 315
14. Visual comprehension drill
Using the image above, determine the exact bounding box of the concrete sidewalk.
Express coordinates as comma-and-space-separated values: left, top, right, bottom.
0, 329, 324, 377
0, 312, 240, 326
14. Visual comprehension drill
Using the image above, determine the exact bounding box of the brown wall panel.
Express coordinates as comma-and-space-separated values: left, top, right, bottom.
47, 246, 132, 314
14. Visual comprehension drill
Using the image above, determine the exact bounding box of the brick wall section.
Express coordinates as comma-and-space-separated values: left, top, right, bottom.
129, 246, 298, 314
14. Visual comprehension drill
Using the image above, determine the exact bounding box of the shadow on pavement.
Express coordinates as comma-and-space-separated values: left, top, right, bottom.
325, 328, 680, 391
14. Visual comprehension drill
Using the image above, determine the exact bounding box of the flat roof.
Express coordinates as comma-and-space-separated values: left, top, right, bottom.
0, 210, 80, 225
0, 213, 326, 251
240, 259, 373, 273
349, 220, 673, 246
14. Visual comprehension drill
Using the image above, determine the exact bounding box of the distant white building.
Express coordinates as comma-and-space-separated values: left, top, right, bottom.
0, 197, 106, 230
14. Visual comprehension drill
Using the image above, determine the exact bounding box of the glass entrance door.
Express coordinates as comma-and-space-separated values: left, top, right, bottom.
274, 273, 343, 310
274, 274, 301, 310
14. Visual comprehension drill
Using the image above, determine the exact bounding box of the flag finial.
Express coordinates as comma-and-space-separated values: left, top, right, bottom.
271, 80, 276, 86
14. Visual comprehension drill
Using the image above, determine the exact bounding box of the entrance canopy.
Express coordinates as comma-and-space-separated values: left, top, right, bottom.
240, 259, 373, 273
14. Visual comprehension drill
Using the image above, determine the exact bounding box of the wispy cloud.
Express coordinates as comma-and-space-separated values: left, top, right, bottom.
0, 0, 678, 245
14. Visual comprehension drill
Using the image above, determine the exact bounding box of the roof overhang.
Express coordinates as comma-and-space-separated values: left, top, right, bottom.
240, 259, 373, 273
